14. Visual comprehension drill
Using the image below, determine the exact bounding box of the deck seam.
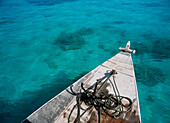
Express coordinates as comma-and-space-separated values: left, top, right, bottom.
101, 64, 134, 77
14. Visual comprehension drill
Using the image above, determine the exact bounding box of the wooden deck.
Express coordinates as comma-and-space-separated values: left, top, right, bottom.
22, 52, 141, 123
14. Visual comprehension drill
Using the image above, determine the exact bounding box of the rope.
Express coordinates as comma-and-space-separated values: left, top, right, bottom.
67, 70, 132, 123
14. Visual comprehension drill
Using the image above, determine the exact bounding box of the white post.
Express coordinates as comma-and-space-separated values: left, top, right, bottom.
119, 41, 136, 54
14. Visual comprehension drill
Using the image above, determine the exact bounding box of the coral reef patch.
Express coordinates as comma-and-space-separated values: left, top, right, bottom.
54, 31, 86, 51
135, 63, 165, 86
133, 39, 170, 59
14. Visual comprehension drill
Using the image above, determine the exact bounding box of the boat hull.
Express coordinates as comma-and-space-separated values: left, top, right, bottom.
22, 52, 141, 123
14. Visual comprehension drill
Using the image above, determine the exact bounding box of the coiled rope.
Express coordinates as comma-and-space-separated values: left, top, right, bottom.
67, 70, 132, 123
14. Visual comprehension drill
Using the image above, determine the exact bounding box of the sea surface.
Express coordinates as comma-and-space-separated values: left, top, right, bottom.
0, 0, 170, 123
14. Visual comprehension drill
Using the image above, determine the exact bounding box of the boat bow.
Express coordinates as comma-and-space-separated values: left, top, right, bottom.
22, 42, 141, 123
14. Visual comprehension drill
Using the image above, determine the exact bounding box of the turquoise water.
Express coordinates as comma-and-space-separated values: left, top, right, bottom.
0, 0, 170, 122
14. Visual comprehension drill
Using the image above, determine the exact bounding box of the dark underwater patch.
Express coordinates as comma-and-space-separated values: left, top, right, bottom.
135, 63, 165, 86
76, 28, 94, 36
114, 21, 125, 24
146, 95, 154, 102
43, 54, 60, 69
0, 19, 14, 25
140, 3, 162, 7
102, 25, 114, 29
121, 2, 131, 5
151, 39, 170, 59
98, 44, 104, 49
102, 21, 125, 29
26, 0, 77, 6
0, 0, 3, 7
103, 48, 111, 52
133, 39, 170, 59
54, 32, 86, 51
102, 23, 115, 29
98, 42, 116, 53
47, 61, 58, 69
87, 50, 93, 54
98, 44, 112, 53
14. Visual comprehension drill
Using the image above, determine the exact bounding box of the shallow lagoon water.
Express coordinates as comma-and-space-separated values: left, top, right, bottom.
0, 0, 170, 122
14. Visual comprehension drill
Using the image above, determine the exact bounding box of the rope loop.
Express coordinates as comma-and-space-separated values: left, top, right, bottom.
67, 70, 132, 123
